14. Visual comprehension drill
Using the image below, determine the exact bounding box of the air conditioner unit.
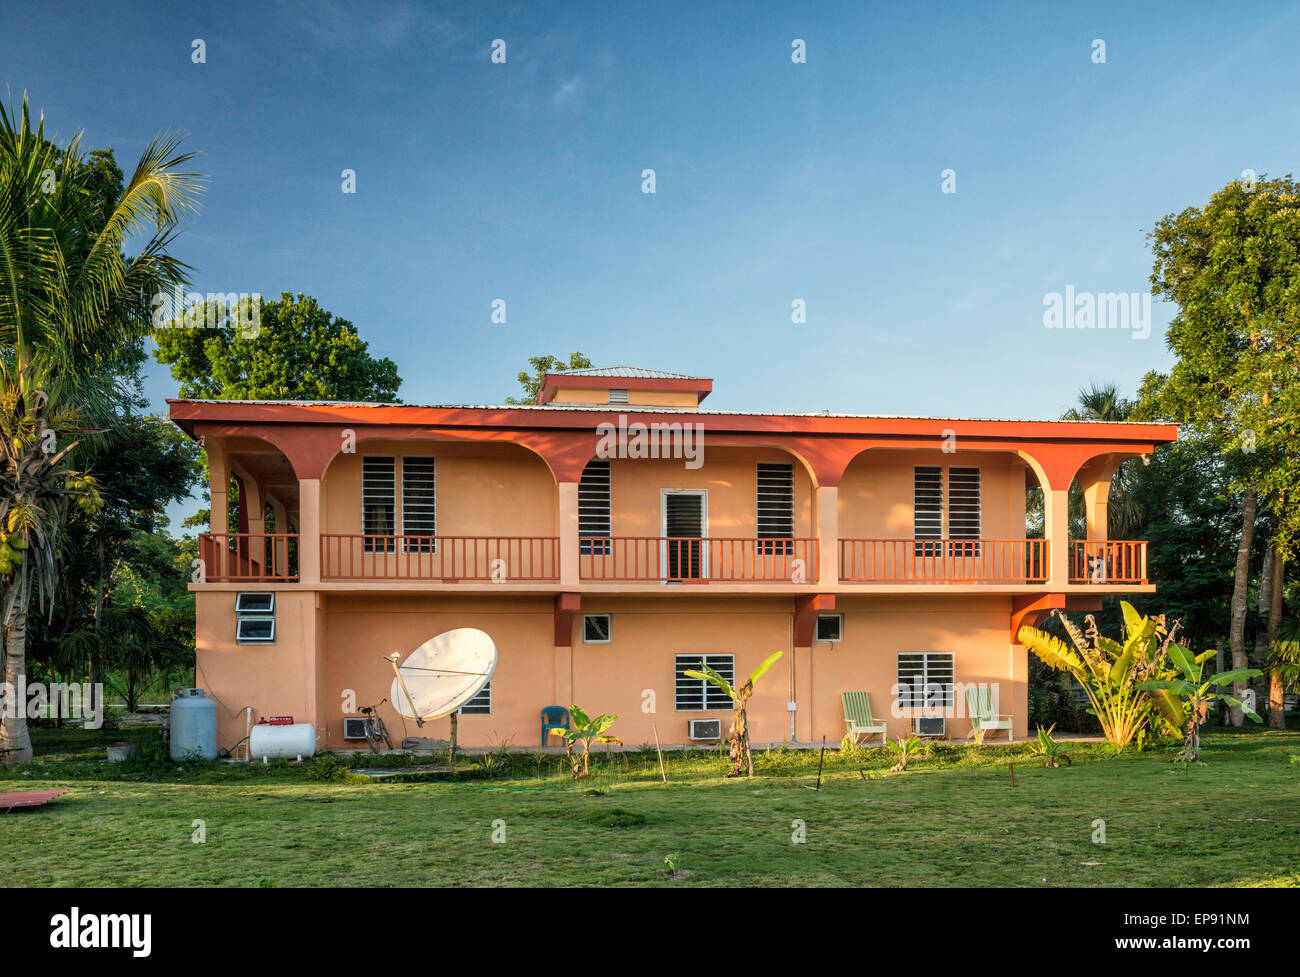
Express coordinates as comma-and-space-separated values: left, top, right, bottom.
343, 717, 369, 740
688, 718, 722, 741
914, 716, 945, 737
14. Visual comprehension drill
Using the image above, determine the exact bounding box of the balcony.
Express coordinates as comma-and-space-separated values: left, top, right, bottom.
1068, 540, 1148, 584
838, 538, 1049, 584
579, 537, 820, 583
199, 533, 298, 582
321, 535, 560, 582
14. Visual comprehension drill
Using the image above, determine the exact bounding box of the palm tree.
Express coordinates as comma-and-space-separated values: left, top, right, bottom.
0, 96, 201, 765
1063, 383, 1143, 539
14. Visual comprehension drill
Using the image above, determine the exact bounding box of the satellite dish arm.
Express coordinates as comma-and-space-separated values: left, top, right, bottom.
388, 655, 426, 729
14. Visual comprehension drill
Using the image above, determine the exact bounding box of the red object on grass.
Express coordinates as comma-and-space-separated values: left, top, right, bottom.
0, 789, 69, 811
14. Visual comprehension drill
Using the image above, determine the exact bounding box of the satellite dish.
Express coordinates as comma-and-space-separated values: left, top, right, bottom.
389, 628, 497, 724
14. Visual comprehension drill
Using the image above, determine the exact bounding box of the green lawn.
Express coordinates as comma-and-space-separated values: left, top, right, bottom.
3, 726, 1298, 887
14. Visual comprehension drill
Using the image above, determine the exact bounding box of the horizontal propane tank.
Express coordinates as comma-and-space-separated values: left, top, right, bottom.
249, 722, 317, 760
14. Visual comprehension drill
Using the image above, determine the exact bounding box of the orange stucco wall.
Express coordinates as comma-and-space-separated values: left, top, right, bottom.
197, 590, 1026, 753
839, 449, 1028, 539
322, 441, 558, 537
551, 387, 699, 409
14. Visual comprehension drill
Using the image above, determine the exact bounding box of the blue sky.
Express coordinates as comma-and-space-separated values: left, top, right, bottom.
4, 0, 1299, 424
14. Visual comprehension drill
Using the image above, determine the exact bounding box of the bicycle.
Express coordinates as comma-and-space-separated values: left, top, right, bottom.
359, 698, 394, 753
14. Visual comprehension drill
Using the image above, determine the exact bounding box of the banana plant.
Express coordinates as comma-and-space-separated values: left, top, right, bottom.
684, 650, 783, 778
1029, 724, 1074, 767
886, 734, 928, 772
1017, 601, 1183, 751
552, 705, 621, 778
1138, 646, 1262, 761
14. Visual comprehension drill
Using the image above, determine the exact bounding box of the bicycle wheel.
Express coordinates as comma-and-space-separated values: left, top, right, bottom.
365, 721, 383, 753
375, 718, 393, 751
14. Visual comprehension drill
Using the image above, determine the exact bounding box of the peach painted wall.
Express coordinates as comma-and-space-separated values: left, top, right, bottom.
838, 449, 1028, 540
195, 590, 322, 754
321, 441, 558, 537
551, 387, 699, 408
607, 449, 816, 538
194, 589, 1028, 751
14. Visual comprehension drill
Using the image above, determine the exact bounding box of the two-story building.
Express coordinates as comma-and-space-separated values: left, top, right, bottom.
169, 366, 1177, 753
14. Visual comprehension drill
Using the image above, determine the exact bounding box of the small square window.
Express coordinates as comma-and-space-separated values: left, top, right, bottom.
608, 388, 629, 404
459, 680, 491, 715
815, 613, 842, 642
583, 614, 612, 643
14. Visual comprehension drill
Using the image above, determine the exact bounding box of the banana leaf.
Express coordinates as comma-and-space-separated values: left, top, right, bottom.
1207, 668, 1264, 688
1120, 601, 1145, 640
1167, 643, 1200, 682
1017, 625, 1085, 675
747, 650, 784, 685
1218, 695, 1263, 723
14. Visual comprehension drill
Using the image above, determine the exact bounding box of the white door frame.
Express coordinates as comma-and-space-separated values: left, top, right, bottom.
660, 488, 708, 581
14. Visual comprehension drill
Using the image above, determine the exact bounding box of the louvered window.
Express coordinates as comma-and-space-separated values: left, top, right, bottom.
363, 456, 396, 553
459, 679, 491, 715
578, 460, 611, 555
757, 463, 794, 555
913, 466, 943, 556
897, 652, 955, 710
947, 467, 981, 556
401, 456, 437, 553
608, 388, 629, 404
675, 654, 735, 710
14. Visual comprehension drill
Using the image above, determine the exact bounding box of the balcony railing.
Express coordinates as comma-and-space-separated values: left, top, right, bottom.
199, 533, 298, 582
838, 538, 1049, 583
1069, 540, 1148, 584
579, 537, 819, 583
321, 535, 559, 581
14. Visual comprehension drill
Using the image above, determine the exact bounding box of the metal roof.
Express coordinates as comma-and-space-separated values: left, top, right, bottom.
550, 365, 707, 379
170, 398, 1163, 426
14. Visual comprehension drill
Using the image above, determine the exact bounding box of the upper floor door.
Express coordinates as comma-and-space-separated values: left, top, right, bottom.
662, 489, 707, 581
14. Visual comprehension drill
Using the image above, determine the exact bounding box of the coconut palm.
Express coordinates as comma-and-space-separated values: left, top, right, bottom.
1062, 383, 1143, 538
0, 95, 201, 765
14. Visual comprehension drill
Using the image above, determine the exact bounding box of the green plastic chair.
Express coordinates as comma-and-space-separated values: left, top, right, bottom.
841, 691, 888, 747
541, 705, 569, 747
966, 686, 1013, 742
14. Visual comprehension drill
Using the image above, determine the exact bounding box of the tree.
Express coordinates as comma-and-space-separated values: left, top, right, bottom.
1017, 602, 1184, 751
684, 651, 783, 777
1139, 175, 1300, 727
0, 95, 201, 765
1139, 648, 1262, 761
504, 352, 591, 404
1062, 383, 1143, 538
153, 292, 402, 402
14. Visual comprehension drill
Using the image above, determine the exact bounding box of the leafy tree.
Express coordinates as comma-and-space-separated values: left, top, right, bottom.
505, 352, 591, 404
1139, 174, 1300, 726
0, 96, 201, 765
153, 292, 402, 402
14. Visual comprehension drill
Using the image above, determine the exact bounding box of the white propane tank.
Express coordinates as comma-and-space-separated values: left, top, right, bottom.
249, 722, 317, 760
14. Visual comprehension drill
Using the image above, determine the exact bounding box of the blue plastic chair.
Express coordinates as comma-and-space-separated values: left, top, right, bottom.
541, 706, 570, 747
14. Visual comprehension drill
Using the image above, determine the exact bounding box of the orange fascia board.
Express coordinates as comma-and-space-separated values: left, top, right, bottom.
167, 399, 1177, 445
535, 374, 713, 405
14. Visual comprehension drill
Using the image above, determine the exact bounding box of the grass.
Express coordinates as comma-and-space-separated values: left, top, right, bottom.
2, 725, 1298, 887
